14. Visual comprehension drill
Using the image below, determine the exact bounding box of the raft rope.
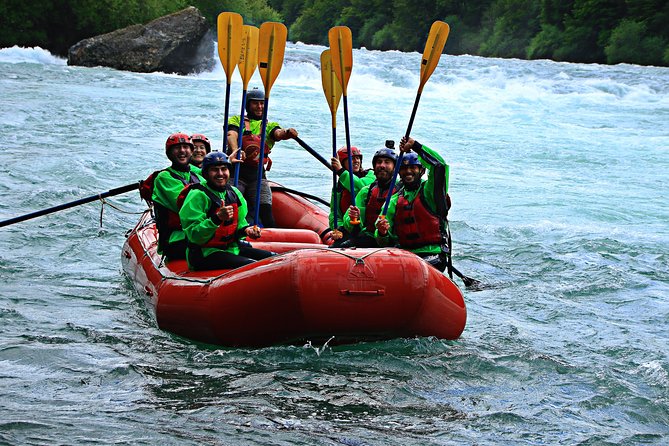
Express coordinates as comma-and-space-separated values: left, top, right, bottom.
97, 196, 144, 227
127, 214, 390, 285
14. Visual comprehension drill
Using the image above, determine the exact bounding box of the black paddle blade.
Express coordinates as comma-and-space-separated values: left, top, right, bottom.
451, 265, 485, 291
462, 276, 485, 291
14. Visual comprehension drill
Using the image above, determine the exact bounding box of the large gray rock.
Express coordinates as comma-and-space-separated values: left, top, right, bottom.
67, 7, 214, 75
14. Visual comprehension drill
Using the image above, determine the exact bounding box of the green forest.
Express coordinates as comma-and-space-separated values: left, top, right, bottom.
1, 0, 668, 66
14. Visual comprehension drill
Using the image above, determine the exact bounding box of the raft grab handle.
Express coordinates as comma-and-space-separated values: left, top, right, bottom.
340, 289, 385, 296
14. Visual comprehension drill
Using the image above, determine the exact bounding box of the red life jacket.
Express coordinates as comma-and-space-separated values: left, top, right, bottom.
394, 186, 443, 249
338, 189, 352, 216
178, 184, 241, 250
363, 181, 398, 233
241, 119, 272, 171
144, 169, 200, 252
139, 170, 161, 203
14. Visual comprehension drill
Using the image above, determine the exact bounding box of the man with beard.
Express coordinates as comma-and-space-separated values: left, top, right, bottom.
329, 146, 375, 247
340, 145, 399, 248
375, 137, 451, 272
179, 152, 275, 271
225, 87, 298, 228
150, 132, 204, 260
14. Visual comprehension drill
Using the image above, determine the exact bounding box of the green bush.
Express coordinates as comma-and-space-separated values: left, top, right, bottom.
478, 0, 540, 58
371, 26, 396, 51
605, 19, 666, 65
527, 24, 562, 59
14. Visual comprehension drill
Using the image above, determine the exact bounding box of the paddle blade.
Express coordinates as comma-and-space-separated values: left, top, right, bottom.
320, 50, 342, 118
238, 25, 259, 89
217, 12, 243, 83
418, 21, 450, 92
328, 26, 353, 95
258, 22, 287, 98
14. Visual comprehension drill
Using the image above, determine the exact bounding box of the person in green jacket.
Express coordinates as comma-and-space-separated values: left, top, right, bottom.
329, 145, 375, 246
340, 145, 399, 248
225, 87, 298, 228
179, 151, 275, 271
375, 137, 451, 272
151, 132, 205, 260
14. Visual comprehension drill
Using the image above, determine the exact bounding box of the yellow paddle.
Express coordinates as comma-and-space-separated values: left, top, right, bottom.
253, 22, 287, 226
328, 26, 358, 222
238, 25, 259, 90
233, 24, 259, 187
320, 49, 344, 232
258, 22, 287, 99
418, 21, 450, 95
217, 12, 243, 154
320, 49, 342, 130
381, 21, 450, 216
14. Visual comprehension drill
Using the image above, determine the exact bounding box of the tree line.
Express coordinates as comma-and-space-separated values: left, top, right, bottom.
2, 0, 667, 66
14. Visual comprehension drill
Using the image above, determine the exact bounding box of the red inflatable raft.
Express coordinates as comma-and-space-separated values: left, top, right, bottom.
121, 183, 466, 347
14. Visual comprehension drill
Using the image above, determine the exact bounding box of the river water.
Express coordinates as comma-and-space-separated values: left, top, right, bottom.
1, 42, 668, 445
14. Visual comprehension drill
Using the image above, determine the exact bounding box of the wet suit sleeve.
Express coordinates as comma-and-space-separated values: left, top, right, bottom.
343, 185, 370, 233
152, 169, 187, 212
412, 141, 450, 218
338, 169, 375, 194
227, 115, 241, 134
332, 170, 373, 228
328, 188, 338, 229
330, 171, 350, 229
232, 187, 251, 238
179, 188, 220, 246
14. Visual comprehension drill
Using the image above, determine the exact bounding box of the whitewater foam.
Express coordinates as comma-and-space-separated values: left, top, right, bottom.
0, 45, 66, 65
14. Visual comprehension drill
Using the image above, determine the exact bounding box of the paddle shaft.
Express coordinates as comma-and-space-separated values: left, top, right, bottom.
451, 265, 480, 289
294, 136, 332, 171
342, 96, 356, 205
381, 90, 422, 216
0, 182, 139, 228
222, 82, 232, 153
254, 98, 271, 226
331, 125, 339, 227
233, 89, 247, 187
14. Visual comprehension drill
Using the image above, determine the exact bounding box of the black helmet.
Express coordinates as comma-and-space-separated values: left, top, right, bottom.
201, 151, 231, 175
372, 147, 398, 166
246, 87, 265, 102
245, 87, 265, 115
